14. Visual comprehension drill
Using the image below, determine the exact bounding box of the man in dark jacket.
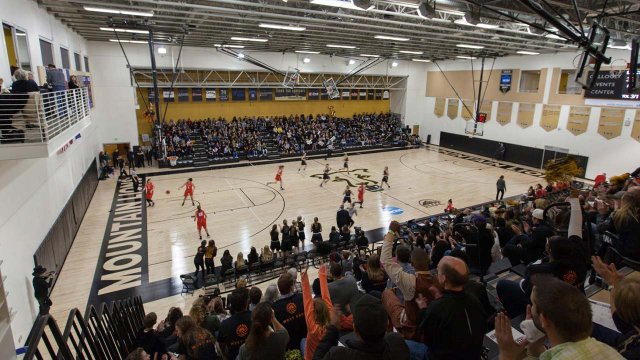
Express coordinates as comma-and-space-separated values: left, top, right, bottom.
313, 294, 410, 360
272, 272, 307, 351
32, 265, 54, 315
336, 205, 351, 230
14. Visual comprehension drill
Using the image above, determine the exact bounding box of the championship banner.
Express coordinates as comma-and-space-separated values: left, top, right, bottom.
351, 89, 358, 99
540, 104, 561, 132
148, 88, 156, 103
359, 89, 367, 100
205, 89, 216, 101
567, 106, 591, 136
162, 88, 174, 102
382, 90, 390, 100
191, 88, 203, 102
447, 99, 459, 120
308, 88, 320, 100
367, 89, 375, 100
598, 108, 625, 140
375, 89, 383, 100
341, 90, 350, 100
219, 88, 229, 101
517, 103, 535, 128
232, 88, 246, 101
434, 98, 445, 117
320, 89, 329, 100
275, 88, 306, 101
248, 88, 257, 101
259, 88, 273, 101
496, 102, 513, 126
177, 88, 189, 102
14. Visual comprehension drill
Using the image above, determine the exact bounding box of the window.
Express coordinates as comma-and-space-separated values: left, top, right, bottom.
40, 39, 54, 67
518, 70, 541, 93
557, 69, 583, 94
74, 53, 81, 71
3, 24, 32, 71
84, 56, 90, 72
60, 47, 70, 69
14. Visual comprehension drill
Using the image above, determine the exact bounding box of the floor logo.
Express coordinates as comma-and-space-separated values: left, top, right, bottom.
383, 206, 404, 215
311, 168, 379, 188
419, 199, 442, 208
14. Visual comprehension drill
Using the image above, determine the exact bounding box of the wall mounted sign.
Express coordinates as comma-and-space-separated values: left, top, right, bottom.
567, 106, 591, 136
598, 108, 625, 140
540, 105, 561, 132
434, 98, 446, 117
191, 88, 203, 102
162, 88, 174, 102
497, 102, 513, 126
517, 103, 535, 128
205, 89, 216, 101
447, 99, 459, 120
383, 206, 404, 215
500, 70, 513, 93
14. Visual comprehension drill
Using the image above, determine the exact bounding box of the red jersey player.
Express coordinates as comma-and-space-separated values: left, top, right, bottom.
267, 165, 285, 190
179, 178, 195, 206
355, 182, 365, 208
194, 205, 210, 240
144, 179, 155, 207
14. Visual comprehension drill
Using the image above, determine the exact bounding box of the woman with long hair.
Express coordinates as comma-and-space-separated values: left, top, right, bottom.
236, 252, 246, 269
609, 188, 640, 262
194, 240, 206, 281
204, 240, 217, 275
290, 220, 300, 252
189, 298, 220, 337
301, 264, 332, 360
281, 220, 292, 256
212, 297, 229, 323
297, 216, 306, 247
247, 246, 259, 266
174, 316, 217, 360
311, 217, 323, 243
237, 302, 289, 360
360, 254, 389, 294
270, 224, 281, 256
261, 245, 274, 262
220, 250, 233, 276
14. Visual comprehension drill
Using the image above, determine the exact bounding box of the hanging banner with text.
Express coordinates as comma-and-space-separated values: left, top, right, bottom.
567, 106, 591, 136
540, 105, 561, 132
177, 88, 189, 102
447, 99, 459, 120
191, 88, 203, 102
517, 103, 535, 128
434, 98, 445, 118
205, 89, 216, 101
162, 88, 174, 102
598, 108, 625, 140
496, 102, 513, 126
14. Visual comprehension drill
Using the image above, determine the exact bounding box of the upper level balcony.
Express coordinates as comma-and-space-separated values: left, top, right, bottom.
0, 88, 91, 160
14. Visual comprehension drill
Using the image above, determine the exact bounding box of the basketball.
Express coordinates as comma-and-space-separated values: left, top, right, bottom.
165, 190, 170, 194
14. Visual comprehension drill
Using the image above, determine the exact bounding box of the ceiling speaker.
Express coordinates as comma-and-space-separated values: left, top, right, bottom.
417, 2, 436, 19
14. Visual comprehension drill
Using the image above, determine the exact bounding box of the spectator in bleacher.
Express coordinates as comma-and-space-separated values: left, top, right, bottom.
238, 302, 289, 360
340, 225, 351, 243
135, 312, 167, 359
329, 226, 340, 245
381, 221, 440, 340
204, 240, 216, 275
247, 246, 259, 266
218, 287, 252, 360
273, 272, 307, 352
125, 348, 150, 360
235, 252, 246, 269
497, 195, 589, 318
261, 245, 274, 262
386, 245, 415, 302
495, 277, 623, 360
449, 249, 496, 324
503, 209, 553, 265
189, 298, 220, 339
608, 187, 640, 262
591, 256, 640, 358
360, 254, 388, 295
194, 240, 206, 282
249, 287, 262, 312
220, 250, 233, 278
327, 262, 360, 316
10, 69, 39, 93
174, 316, 218, 360
313, 293, 410, 360
415, 256, 487, 359
302, 264, 333, 360
156, 307, 182, 351
262, 283, 280, 304
212, 297, 230, 324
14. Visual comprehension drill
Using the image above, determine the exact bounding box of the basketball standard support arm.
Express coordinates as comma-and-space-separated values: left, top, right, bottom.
217, 48, 286, 76
335, 57, 386, 86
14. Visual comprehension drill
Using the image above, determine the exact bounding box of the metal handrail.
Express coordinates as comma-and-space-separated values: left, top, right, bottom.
0, 87, 89, 145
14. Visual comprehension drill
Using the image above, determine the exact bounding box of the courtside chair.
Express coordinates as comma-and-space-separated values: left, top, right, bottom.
203, 274, 218, 290
180, 274, 197, 296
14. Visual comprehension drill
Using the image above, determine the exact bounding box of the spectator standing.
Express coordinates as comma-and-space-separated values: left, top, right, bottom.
336, 205, 351, 230
302, 265, 333, 360
32, 265, 54, 315
204, 240, 216, 275
68, 75, 80, 90
496, 175, 506, 200
327, 262, 360, 315
174, 316, 218, 360
249, 287, 262, 312
193, 240, 206, 282
237, 302, 289, 360
218, 288, 252, 360
272, 272, 307, 352
385, 245, 415, 302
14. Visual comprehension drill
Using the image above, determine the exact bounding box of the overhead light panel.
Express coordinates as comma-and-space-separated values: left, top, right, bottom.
214, 44, 245, 48
303, 57, 311, 63
84, 6, 153, 17
437, 9, 465, 16
456, 55, 477, 59
231, 37, 268, 42
417, 2, 436, 19
310, 0, 373, 11
238, 53, 245, 58
399, 50, 423, 55
391, 61, 399, 67
375, 35, 410, 41
157, 46, 167, 54
457, 44, 484, 49
545, 34, 567, 41
327, 44, 356, 49
360, 53, 380, 57
517, 50, 540, 55
259, 23, 306, 31
109, 39, 148, 44
348, 59, 356, 65
99, 27, 149, 34
412, 59, 431, 62
295, 50, 320, 54
476, 23, 500, 29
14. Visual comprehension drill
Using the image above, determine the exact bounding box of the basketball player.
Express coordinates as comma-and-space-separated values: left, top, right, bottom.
342, 185, 352, 204
354, 182, 365, 208
380, 166, 390, 188
298, 152, 307, 172
340, 154, 349, 173
144, 179, 155, 207
179, 178, 195, 206
194, 205, 210, 240
267, 165, 285, 190
320, 164, 331, 187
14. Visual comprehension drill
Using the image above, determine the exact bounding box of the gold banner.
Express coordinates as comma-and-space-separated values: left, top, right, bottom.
497, 102, 512, 126
567, 106, 591, 136
540, 105, 561, 132
447, 99, 459, 120
434, 98, 445, 117
517, 103, 535, 128
598, 108, 625, 140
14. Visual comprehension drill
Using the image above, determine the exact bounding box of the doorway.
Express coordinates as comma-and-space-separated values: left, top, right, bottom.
103, 143, 130, 164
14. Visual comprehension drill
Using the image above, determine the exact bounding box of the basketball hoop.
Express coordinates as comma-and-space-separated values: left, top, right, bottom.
283, 67, 300, 89
465, 121, 484, 136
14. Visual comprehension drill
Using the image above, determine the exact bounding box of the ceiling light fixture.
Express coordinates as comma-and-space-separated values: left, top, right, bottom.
476, 23, 500, 29
259, 23, 306, 31
214, 44, 245, 48
391, 61, 399, 67
99, 27, 149, 34
157, 46, 167, 54
360, 53, 380, 57
348, 59, 356, 65
109, 39, 148, 44
295, 50, 320, 54
231, 37, 268, 42
303, 57, 311, 63
456, 44, 484, 49
375, 35, 410, 41
84, 6, 153, 17
412, 59, 431, 62
545, 34, 567, 41
516, 50, 540, 55
310, 0, 373, 11
327, 44, 356, 49
456, 55, 477, 59
238, 53, 245, 59
417, 2, 436, 19
399, 50, 424, 55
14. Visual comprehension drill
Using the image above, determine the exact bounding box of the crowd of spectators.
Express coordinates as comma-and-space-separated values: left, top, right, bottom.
161, 112, 405, 160
126, 167, 640, 360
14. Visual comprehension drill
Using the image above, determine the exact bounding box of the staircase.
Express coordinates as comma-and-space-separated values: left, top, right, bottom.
192, 136, 210, 167
261, 131, 281, 160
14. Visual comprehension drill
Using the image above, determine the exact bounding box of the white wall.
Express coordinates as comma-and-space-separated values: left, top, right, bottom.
417, 49, 640, 179
0, 0, 98, 349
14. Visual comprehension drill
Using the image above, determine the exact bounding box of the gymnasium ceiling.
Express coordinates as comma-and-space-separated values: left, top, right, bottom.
38, 0, 640, 61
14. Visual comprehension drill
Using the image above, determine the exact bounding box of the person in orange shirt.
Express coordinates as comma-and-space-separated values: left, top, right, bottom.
594, 173, 607, 188
301, 264, 332, 360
